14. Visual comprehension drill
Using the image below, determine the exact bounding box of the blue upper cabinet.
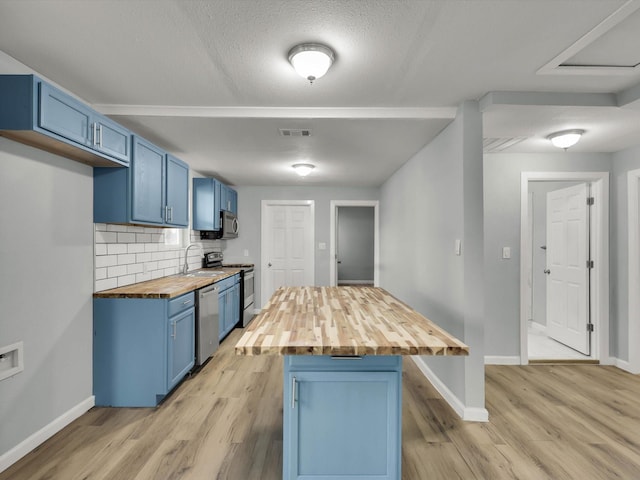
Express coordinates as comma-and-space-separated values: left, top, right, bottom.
131, 136, 165, 224
165, 154, 189, 227
194, 179, 237, 232
193, 177, 222, 231
94, 136, 190, 227
0, 74, 130, 167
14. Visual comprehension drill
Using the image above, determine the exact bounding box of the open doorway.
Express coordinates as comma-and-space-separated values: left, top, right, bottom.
520, 172, 609, 365
329, 200, 379, 287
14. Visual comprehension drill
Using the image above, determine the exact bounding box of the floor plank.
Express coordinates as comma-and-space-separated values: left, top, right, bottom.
3, 329, 640, 479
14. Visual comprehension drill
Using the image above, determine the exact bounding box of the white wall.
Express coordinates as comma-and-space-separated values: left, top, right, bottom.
0, 138, 94, 464
222, 186, 380, 307
483, 153, 612, 358
337, 206, 375, 283
611, 146, 640, 362
380, 101, 486, 418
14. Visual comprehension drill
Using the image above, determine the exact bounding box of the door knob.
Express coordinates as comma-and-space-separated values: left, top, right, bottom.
544, 269, 551, 275
268, 262, 272, 267
337, 261, 342, 264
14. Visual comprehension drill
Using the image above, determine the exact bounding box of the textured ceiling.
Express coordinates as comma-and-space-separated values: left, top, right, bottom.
1, 0, 640, 186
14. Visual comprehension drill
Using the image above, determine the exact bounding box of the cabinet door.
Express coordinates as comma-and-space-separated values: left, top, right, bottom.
165, 154, 189, 227
39, 82, 91, 147
218, 288, 229, 341
167, 308, 195, 391
131, 136, 165, 225
286, 370, 400, 480
93, 114, 131, 165
228, 188, 238, 215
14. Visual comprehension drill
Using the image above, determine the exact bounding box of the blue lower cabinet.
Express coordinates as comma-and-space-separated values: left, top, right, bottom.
284, 355, 402, 480
93, 292, 195, 407
218, 274, 240, 341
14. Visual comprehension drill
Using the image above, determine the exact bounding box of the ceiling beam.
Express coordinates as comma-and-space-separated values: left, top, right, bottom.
479, 91, 618, 111
93, 105, 458, 120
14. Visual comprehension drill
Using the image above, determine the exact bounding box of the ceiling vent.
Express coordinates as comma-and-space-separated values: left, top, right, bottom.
279, 128, 312, 137
483, 137, 527, 153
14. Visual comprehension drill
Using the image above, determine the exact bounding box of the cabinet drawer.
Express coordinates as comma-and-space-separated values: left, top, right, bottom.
168, 292, 194, 317
287, 355, 402, 372
216, 275, 237, 292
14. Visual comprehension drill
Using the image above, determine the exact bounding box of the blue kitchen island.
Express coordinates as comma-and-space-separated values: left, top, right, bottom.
235, 286, 469, 480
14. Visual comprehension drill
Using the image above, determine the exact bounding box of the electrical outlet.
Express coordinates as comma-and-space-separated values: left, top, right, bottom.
244, 249, 249, 257
0, 342, 24, 381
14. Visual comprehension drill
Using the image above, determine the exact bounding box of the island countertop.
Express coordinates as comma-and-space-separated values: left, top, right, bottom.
235, 286, 469, 356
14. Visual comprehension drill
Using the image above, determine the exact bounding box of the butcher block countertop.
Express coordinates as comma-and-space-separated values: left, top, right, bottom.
93, 268, 241, 299
235, 286, 469, 356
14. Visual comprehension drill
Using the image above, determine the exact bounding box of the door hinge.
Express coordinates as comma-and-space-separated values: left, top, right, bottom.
587, 197, 594, 206
587, 260, 594, 269
587, 324, 594, 332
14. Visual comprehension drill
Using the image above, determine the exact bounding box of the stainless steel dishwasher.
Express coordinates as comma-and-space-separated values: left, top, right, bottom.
195, 283, 219, 367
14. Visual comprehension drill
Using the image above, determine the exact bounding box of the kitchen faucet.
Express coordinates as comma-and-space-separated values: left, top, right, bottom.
183, 243, 200, 274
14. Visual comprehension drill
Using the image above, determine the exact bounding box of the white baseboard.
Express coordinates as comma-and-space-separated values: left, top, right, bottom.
485, 355, 521, 365
411, 357, 489, 422
615, 357, 640, 374
0, 395, 94, 474
530, 321, 546, 332
337, 280, 374, 285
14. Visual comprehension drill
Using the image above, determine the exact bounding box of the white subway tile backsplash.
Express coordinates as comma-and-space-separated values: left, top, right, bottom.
144, 243, 159, 252
94, 224, 221, 292
95, 231, 117, 243
95, 278, 118, 291
107, 243, 128, 255
117, 274, 136, 287
107, 265, 127, 278
117, 232, 136, 243
117, 253, 136, 265
136, 252, 152, 263
107, 225, 129, 233
127, 263, 144, 275
127, 244, 145, 254
95, 255, 118, 268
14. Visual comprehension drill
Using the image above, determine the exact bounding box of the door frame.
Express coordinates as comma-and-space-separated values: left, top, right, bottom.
329, 200, 380, 287
628, 169, 640, 373
260, 200, 315, 307
519, 172, 609, 364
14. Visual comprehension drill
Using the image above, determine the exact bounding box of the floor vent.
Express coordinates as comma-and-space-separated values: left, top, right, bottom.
279, 128, 312, 137
483, 137, 527, 152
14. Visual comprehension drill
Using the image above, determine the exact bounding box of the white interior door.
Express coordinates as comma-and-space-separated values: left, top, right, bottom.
262, 202, 314, 306
546, 183, 590, 355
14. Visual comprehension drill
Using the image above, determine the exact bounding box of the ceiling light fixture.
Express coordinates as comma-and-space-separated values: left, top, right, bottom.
547, 129, 585, 150
292, 163, 315, 177
288, 43, 334, 83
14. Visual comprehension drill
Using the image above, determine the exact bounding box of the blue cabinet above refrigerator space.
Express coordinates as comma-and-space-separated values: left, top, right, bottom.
0, 74, 130, 167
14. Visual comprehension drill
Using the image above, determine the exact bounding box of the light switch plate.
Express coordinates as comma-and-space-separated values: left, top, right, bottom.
318, 243, 326, 250
243, 249, 249, 257
455, 239, 462, 256
0, 341, 24, 382
502, 247, 511, 259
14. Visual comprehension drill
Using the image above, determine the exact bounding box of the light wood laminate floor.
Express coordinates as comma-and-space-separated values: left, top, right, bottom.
3, 328, 640, 480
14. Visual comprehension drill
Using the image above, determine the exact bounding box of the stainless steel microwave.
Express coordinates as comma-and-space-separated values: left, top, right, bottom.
221, 210, 239, 239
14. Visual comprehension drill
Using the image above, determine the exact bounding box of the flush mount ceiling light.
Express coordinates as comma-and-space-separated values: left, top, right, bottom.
292, 163, 315, 176
288, 43, 334, 83
547, 129, 585, 150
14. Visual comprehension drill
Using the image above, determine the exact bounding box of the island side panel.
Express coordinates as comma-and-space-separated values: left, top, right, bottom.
283, 355, 402, 480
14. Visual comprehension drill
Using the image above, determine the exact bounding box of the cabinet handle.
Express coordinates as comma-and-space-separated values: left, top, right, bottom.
291, 376, 297, 409
331, 355, 363, 360
98, 124, 103, 147
171, 321, 176, 339
165, 205, 170, 222
92, 123, 98, 146
169, 206, 173, 222
182, 299, 193, 305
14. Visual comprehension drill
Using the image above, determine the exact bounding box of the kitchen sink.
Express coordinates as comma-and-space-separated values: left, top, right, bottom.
181, 270, 225, 278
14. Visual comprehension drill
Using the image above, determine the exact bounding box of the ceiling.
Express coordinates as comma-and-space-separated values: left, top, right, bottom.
1, 0, 640, 186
